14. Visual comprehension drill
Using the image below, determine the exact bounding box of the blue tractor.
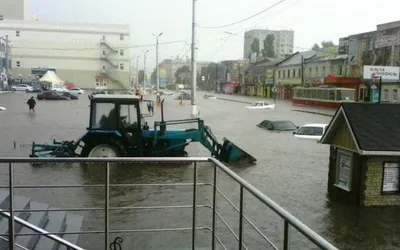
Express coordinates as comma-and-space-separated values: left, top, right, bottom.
30, 94, 256, 163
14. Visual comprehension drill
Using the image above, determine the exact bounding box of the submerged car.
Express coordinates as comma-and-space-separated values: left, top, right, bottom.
245, 101, 275, 110
293, 123, 328, 140
204, 94, 217, 99
257, 120, 298, 132
59, 91, 79, 100
69, 88, 85, 95
37, 91, 69, 100
175, 92, 191, 100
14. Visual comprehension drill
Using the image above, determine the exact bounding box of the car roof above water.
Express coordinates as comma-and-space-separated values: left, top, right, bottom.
301, 123, 328, 127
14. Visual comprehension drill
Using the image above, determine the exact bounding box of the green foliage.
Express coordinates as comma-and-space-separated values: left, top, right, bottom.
174, 65, 191, 84
251, 38, 260, 55
262, 34, 275, 58
312, 40, 337, 57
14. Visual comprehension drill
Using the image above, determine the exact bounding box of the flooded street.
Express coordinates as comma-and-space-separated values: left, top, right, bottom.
0, 91, 399, 250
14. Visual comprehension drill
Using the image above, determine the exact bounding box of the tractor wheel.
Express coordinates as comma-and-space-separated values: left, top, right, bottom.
81, 139, 125, 158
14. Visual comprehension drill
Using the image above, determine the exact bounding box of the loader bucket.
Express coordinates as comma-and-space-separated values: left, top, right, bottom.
218, 137, 257, 164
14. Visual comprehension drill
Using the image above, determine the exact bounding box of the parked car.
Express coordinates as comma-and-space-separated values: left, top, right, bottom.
257, 120, 298, 132
59, 91, 78, 100
293, 123, 329, 140
245, 101, 275, 110
11, 84, 33, 92
37, 91, 69, 100
69, 88, 85, 95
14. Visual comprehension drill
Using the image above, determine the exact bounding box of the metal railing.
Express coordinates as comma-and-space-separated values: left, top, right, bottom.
0, 157, 339, 250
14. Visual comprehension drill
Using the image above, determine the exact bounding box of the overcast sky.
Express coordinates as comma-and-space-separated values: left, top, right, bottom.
28, 0, 400, 69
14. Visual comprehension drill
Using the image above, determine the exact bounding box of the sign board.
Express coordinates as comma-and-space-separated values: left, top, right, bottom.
363, 66, 400, 80
382, 163, 400, 192
336, 150, 352, 191
266, 69, 274, 85
324, 77, 361, 85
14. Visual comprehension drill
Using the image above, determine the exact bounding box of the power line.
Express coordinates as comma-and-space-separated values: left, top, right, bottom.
198, 0, 287, 29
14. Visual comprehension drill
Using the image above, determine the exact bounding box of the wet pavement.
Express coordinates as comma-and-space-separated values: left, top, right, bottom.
0, 91, 399, 250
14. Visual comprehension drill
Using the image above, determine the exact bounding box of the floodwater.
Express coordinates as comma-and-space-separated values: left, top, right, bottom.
0, 91, 399, 250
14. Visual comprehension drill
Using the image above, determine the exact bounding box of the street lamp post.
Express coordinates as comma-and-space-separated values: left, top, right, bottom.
152, 32, 163, 92
143, 49, 149, 87
190, 0, 198, 116
136, 55, 140, 88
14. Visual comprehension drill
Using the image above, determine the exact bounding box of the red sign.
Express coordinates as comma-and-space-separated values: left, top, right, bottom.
324, 77, 361, 85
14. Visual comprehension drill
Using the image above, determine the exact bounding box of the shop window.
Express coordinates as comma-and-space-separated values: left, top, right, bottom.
335, 149, 353, 191
383, 89, 389, 101
393, 89, 398, 102
382, 162, 399, 193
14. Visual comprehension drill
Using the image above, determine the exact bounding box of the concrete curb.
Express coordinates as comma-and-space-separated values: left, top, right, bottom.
216, 97, 252, 104
291, 109, 333, 117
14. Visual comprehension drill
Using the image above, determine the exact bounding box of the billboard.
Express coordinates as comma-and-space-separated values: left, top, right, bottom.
159, 68, 168, 88
362, 65, 400, 80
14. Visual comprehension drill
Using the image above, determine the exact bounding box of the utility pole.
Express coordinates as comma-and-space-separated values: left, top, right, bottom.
143, 49, 149, 88
136, 55, 140, 88
301, 55, 305, 84
190, 0, 197, 116
153, 32, 163, 92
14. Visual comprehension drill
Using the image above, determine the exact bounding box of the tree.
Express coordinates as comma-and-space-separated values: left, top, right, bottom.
250, 38, 260, 59
138, 70, 144, 84
174, 65, 190, 84
311, 41, 337, 56
312, 43, 320, 50
262, 34, 275, 58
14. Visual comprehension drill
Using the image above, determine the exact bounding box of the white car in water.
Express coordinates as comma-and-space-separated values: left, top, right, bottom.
0, 106, 6, 111
245, 101, 275, 110
293, 123, 329, 140
69, 88, 85, 95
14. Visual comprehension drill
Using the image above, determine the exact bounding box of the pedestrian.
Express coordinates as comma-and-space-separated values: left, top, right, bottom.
27, 96, 36, 113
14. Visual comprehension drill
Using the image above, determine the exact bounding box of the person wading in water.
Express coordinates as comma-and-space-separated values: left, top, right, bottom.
27, 96, 36, 113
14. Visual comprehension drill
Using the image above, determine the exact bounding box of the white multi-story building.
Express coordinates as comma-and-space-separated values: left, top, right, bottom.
0, 0, 29, 20
243, 29, 294, 61
0, 0, 131, 89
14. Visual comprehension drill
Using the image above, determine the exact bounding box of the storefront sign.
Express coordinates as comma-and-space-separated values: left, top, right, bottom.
324, 77, 361, 85
382, 163, 399, 193
363, 66, 400, 80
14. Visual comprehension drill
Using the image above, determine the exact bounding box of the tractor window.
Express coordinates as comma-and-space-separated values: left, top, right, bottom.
120, 104, 138, 129
92, 103, 116, 129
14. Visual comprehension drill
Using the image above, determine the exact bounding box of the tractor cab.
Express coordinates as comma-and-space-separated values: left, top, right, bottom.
88, 94, 154, 132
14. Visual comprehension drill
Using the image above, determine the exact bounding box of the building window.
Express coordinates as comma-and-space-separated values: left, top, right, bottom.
382, 162, 400, 193
335, 149, 353, 192
0, 15, 3, 21
287, 70, 290, 78
283, 70, 286, 78
16, 61, 20, 67
102, 65, 106, 70
119, 49, 124, 56
120, 34, 124, 41
393, 89, 398, 102
292, 69, 295, 78
278, 71, 281, 78
16, 31, 20, 37
102, 35, 106, 41
119, 63, 124, 70
102, 50, 106, 56
383, 89, 389, 101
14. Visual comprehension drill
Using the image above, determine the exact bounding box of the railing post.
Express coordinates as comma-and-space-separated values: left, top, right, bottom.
105, 162, 110, 250
211, 164, 217, 250
283, 220, 291, 250
8, 162, 15, 249
238, 186, 244, 250
192, 161, 198, 250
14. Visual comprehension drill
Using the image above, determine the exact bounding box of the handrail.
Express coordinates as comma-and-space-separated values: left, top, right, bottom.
208, 157, 338, 250
0, 157, 338, 250
0, 209, 85, 250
